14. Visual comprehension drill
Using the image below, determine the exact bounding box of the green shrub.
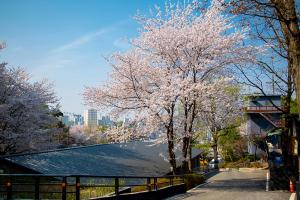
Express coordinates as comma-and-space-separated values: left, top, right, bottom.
218, 162, 226, 168
220, 159, 265, 168
183, 174, 205, 190
245, 154, 260, 162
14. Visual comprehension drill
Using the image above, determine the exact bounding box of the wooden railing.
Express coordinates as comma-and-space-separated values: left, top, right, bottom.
244, 106, 283, 113
0, 174, 185, 200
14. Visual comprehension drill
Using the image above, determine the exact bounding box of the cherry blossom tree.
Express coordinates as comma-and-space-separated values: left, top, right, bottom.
198, 80, 242, 168
84, 49, 180, 171
133, 0, 257, 171
0, 47, 62, 154
84, 0, 258, 172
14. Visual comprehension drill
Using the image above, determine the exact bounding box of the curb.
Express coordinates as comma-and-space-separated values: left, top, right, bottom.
219, 168, 267, 172
289, 193, 295, 200
238, 168, 265, 172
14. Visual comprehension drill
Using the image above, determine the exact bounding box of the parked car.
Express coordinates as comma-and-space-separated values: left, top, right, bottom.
208, 156, 223, 169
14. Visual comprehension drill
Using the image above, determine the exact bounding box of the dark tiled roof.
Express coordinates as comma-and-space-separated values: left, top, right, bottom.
1, 141, 202, 176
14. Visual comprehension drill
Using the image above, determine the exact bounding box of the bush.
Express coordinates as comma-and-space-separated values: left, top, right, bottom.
220, 158, 265, 168
245, 154, 260, 162
183, 174, 205, 190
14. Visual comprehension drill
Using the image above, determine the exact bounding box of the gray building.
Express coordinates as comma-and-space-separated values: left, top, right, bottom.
244, 95, 283, 154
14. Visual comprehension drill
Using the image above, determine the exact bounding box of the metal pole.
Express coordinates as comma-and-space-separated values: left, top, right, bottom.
76, 177, 80, 200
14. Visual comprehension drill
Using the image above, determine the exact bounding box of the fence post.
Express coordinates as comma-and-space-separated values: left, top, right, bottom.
115, 177, 119, 195
35, 177, 40, 200
6, 177, 12, 200
76, 177, 80, 200
170, 177, 173, 186
62, 177, 67, 200
154, 177, 158, 191
147, 178, 151, 191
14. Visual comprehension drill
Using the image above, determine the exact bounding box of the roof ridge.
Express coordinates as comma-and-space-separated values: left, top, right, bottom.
1, 140, 152, 158
1, 142, 115, 158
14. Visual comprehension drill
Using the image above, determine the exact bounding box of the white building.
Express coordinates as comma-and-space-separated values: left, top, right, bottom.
84, 109, 98, 130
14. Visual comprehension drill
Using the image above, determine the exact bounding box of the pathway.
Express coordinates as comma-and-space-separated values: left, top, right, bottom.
166, 169, 291, 200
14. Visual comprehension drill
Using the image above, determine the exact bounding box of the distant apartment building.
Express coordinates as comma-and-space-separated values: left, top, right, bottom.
98, 115, 113, 127
62, 115, 71, 126
74, 114, 84, 126
60, 112, 84, 126
243, 95, 283, 154
84, 109, 98, 130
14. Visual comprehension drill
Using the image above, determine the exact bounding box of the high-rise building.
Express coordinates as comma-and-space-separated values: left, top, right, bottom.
84, 109, 98, 130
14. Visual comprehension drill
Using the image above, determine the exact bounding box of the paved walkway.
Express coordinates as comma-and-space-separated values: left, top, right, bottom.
166, 169, 291, 200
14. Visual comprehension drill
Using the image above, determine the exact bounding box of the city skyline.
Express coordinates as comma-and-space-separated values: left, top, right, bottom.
0, 0, 166, 113
61, 109, 128, 127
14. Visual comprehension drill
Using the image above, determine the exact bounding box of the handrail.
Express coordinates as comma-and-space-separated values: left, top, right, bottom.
244, 106, 283, 112
245, 106, 282, 109
0, 173, 185, 200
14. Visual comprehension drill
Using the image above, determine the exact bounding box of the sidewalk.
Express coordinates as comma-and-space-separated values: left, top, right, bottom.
165, 169, 291, 200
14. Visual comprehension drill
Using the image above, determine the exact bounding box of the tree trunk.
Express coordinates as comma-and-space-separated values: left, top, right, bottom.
167, 126, 176, 174
182, 98, 196, 173
182, 100, 189, 173
166, 103, 177, 174
273, 0, 300, 179
182, 137, 189, 173
182, 70, 197, 173
188, 144, 192, 172
273, 0, 300, 112
282, 94, 292, 167
212, 133, 219, 169
254, 145, 257, 161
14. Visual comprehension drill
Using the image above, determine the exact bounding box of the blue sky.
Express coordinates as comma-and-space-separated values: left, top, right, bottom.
0, 0, 166, 114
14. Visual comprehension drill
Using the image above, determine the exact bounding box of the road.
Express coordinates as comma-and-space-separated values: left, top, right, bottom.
166, 169, 291, 200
